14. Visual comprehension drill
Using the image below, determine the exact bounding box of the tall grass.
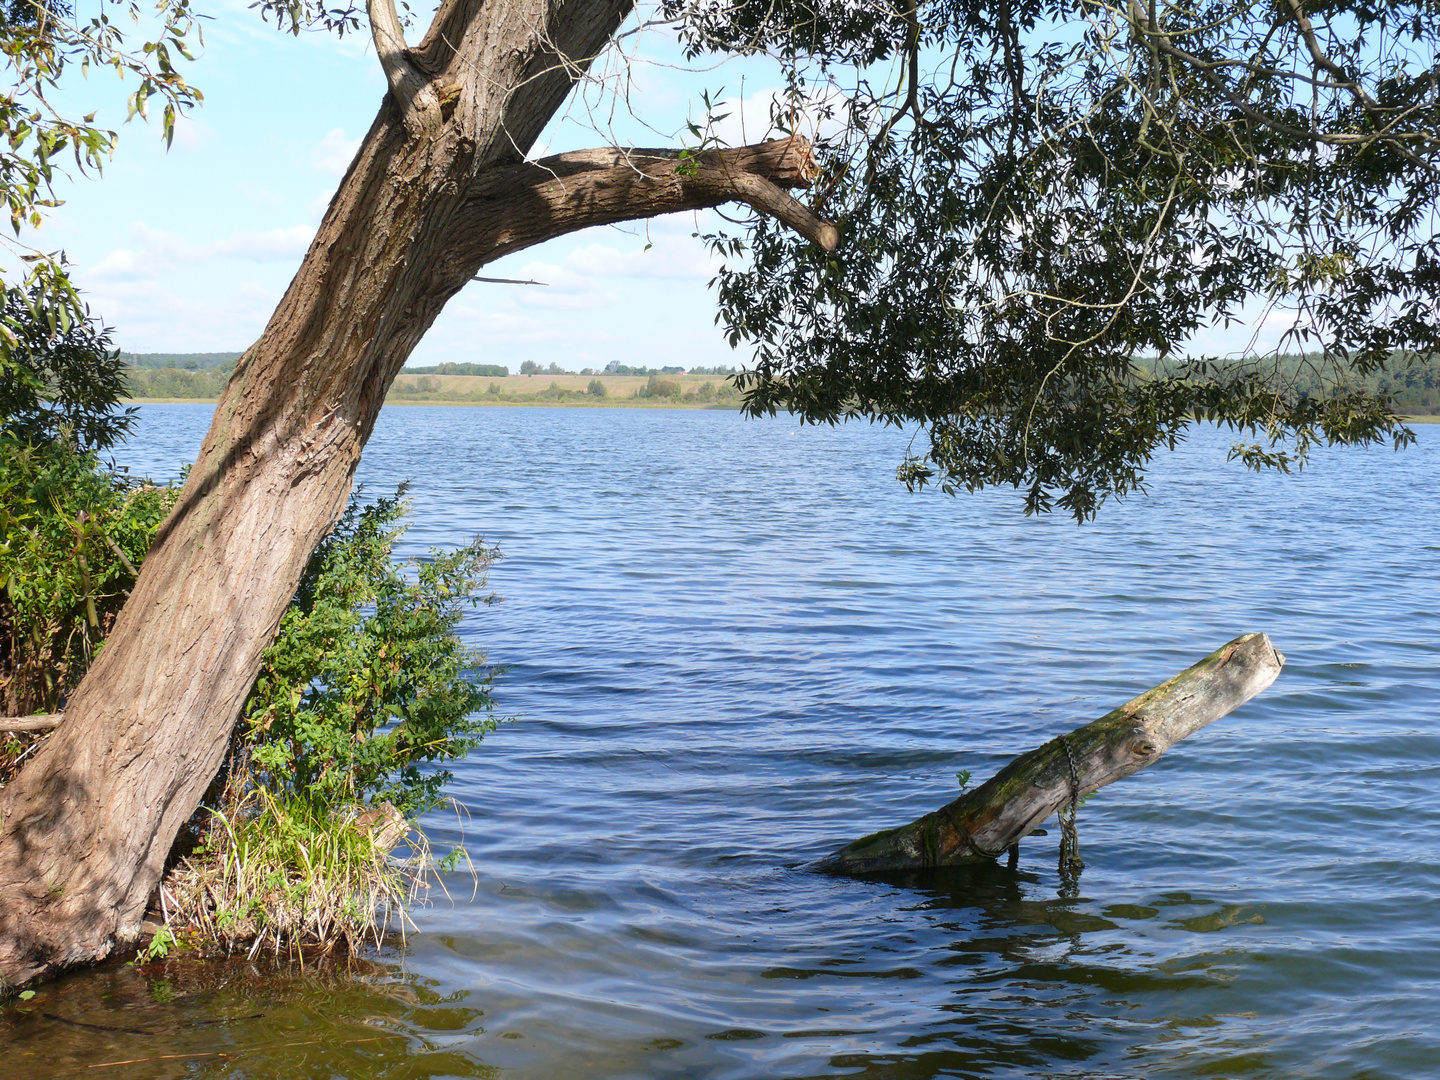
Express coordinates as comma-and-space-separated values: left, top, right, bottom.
165, 790, 438, 956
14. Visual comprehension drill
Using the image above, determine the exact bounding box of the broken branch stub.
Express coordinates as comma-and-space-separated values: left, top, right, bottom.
819, 632, 1285, 875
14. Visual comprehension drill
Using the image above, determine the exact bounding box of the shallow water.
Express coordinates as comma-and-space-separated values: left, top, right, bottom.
5, 405, 1438, 1078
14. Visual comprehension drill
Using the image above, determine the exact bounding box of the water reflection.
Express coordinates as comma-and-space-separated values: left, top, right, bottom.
1, 955, 490, 1078
0, 850, 1420, 1079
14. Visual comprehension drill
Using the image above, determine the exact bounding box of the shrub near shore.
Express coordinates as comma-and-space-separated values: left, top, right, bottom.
1, 458, 502, 954
165, 490, 501, 954
0, 439, 177, 726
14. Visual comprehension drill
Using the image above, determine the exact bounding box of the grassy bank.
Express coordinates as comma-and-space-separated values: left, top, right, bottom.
124, 369, 745, 408
124, 365, 1440, 418
390, 370, 741, 406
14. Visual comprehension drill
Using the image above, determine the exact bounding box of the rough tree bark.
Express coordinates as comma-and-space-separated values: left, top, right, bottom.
0, 0, 837, 991
820, 633, 1285, 875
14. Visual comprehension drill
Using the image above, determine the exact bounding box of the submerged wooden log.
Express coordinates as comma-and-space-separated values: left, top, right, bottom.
820, 632, 1285, 875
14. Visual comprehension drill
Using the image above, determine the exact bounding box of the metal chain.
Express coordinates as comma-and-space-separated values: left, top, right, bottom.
1057, 734, 1085, 878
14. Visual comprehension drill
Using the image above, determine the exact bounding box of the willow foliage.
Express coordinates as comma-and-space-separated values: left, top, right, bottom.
666, 0, 1438, 516
0, 0, 201, 380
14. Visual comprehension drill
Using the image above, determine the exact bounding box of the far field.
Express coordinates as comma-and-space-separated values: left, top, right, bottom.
121, 355, 1440, 419
387, 371, 741, 407
124, 367, 744, 408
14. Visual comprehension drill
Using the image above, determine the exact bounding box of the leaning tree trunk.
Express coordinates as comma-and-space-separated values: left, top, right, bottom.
820, 633, 1285, 874
0, 0, 836, 991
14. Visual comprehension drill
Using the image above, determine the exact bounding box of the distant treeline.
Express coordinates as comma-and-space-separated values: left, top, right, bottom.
397, 362, 738, 377
125, 366, 231, 399
1135, 352, 1440, 414
121, 352, 242, 371
120, 352, 1437, 414
401, 362, 509, 377
122, 354, 739, 380
595, 363, 739, 377
390, 374, 741, 406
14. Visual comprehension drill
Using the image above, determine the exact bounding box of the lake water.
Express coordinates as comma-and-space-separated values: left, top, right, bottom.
4, 404, 1438, 1079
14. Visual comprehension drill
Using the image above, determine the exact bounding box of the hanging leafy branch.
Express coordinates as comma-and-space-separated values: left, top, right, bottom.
660, 0, 1437, 517
0, 0, 204, 368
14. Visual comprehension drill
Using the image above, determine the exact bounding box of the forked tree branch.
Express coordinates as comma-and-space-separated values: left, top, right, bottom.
368, 0, 441, 135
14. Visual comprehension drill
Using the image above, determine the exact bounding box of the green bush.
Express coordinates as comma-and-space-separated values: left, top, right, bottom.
239, 489, 500, 818
160, 489, 503, 950
586, 378, 607, 398
0, 438, 177, 718
643, 375, 682, 399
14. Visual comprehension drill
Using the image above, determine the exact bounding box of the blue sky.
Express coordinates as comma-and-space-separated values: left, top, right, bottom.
35, 0, 1274, 368
38, 0, 800, 369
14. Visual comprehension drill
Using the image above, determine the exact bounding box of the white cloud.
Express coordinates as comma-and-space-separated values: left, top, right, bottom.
564, 228, 716, 281
90, 249, 152, 281
84, 276, 274, 352
212, 225, 315, 261
312, 127, 362, 177
503, 259, 616, 309
88, 222, 316, 281
167, 113, 214, 151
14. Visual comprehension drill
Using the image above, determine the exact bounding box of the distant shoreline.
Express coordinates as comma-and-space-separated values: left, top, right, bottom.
121, 396, 1440, 423
124, 370, 746, 410
124, 397, 740, 410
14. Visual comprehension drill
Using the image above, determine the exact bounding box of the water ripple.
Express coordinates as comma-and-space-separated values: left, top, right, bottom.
83, 404, 1440, 1080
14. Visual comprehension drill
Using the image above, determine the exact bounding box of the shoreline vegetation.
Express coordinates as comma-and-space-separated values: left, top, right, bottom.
2, 431, 499, 963
119, 353, 1440, 418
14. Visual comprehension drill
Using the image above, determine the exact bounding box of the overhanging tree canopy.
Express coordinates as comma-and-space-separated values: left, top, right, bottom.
2, 0, 1436, 990
687, 0, 1437, 516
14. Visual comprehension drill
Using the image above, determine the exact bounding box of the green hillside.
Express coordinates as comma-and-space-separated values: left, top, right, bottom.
121, 352, 243, 371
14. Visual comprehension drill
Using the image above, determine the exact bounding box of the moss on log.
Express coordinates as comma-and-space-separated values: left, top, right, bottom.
820, 633, 1285, 875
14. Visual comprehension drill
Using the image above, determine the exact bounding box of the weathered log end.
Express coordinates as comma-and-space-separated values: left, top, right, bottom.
818, 633, 1285, 876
